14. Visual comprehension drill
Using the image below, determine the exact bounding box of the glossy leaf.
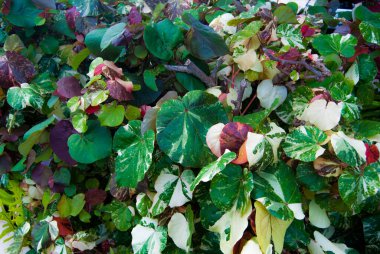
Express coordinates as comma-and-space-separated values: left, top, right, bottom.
113, 120, 155, 187
156, 90, 229, 167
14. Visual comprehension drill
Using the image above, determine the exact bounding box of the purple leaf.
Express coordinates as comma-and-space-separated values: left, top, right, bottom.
128, 7, 142, 25
56, 76, 82, 99
107, 79, 133, 102
50, 120, 77, 165
65, 7, 80, 31
85, 188, 107, 211
32, 163, 53, 188
0, 51, 36, 88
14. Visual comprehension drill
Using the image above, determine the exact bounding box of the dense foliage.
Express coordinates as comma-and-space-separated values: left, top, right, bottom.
0, 0, 380, 253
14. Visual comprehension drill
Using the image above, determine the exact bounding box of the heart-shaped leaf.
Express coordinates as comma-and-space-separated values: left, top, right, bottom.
68, 120, 112, 164
143, 19, 183, 61
252, 162, 304, 220
312, 33, 357, 58
113, 120, 155, 187
156, 90, 229, 167
283, 126, 328, 162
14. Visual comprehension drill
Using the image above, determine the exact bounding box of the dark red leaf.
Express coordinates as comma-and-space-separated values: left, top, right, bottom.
54, 217, 74, 237
56, 76, 82, 99
301, 25, 315, 37
85, 105, 100, 115
66, 7, 80, 31
365, 143, 379, 164
348, 46, 370, 63
85, 188, 107, 211
280, 48, 301, 61
0, 51, 36, 88
107, 79, 133, 102
219, 122, 253, 154
50, 120, 77, 165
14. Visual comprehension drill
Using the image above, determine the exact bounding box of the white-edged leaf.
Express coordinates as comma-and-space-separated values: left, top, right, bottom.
257, 79, 287, 110
190, 151, 236, 191
283, 126, 328, 162
331, 131, 366, 167
131, 217, 167, 254
151, 166, 194, 216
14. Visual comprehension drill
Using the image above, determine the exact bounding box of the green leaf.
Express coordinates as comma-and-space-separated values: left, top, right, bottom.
233, 108, 271, 131
283, 126, 328, 162
98, 102, 125, 127
85, 28, 124, 61
68, 120, 112, 164
143, 70, 158, 91
113, 120, 155, 187
357, 54, 377, 82
363, 215, 380, 253
23, 116, 55, 139
296, 162, 328, 192
312, 33, 357, 58
72, 0, 110, 17
40, 36, 59, 55
352, 120, 380, 139
183, 13, 229, 60
6, 0, 43, 28
136, 193, 152, 217
284, 220, 310, 250
131, 217, 167, 254
354, 6, 380, 45
31, 221, 50, 251
7, 84, 44, 110
176, 72, 206, 91
68, 48, 91, 70
273, 6, 298, 24
151, 167, 194, 216
70, 194, 85, 216
100, 23, 126, 50
338, 164, 380, 213
277, 24, 304, 49
144, 19, 183, 61
210, 166, 253, 211
4, 34, 25, 52
252, 162, 304, 220
103, 201, 134, 231
72, 112, 88, 133
156, 90, 228, 167
229, 20, 262, 45
190, 151, 236, 191
331, 131, 366, 167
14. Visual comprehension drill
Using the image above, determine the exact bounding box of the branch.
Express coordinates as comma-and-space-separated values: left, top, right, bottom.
232, 79, 248, 116
262, 48, 330, 80
164, 59, 217, 87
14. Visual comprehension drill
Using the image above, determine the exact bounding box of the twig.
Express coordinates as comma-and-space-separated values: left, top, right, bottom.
164, 59, 216, 87
211, 57, 224, 81
262, 48, 330, 80
241, 93, 257, 116
232, 79, 248, 116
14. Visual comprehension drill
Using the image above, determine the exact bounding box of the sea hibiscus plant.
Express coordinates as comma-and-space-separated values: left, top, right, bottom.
0, 0, 380, 254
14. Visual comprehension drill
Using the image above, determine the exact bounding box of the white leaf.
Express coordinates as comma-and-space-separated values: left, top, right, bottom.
209, 201, 252, 254
206, 123, 225, 157
234, 49, 263, 72
309, 200, 330, 228
257, 80, 287, 109
246, 132, 266, 167
241, 237, 263, 254
345, 62, 359, 85
288, 203, 305, 220
298, 99, 343, 131
168, 213, 191, 252
313, 231, 350, 254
